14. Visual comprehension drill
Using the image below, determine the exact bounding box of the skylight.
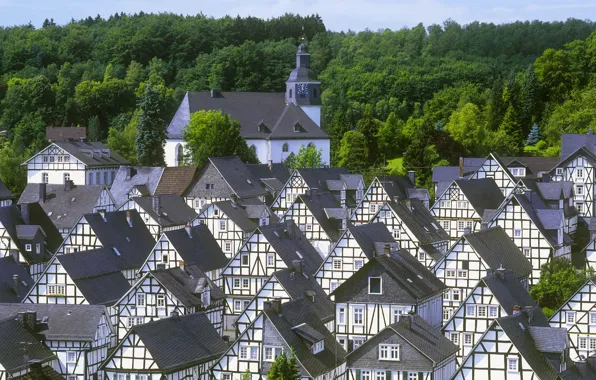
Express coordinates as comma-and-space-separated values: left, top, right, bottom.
112, 247, 122, 257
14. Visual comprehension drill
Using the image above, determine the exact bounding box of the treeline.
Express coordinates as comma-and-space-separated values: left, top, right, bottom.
0, 14, 595, 195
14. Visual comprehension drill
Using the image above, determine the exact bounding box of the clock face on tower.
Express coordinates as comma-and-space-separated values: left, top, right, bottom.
297, 83, 309, 95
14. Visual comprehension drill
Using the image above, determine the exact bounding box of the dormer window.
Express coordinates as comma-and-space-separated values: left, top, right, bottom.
556, 168, 563, 176
312, 340, 324, 354
294, 123, 302, 133
368, 277, 382, 294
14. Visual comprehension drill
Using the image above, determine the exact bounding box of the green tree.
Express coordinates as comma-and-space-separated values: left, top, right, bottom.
107, 111, 138, 164
531, 257, 593, 312
338, 130, 369, 171
293, 144, 324, 169
356, 106, 382, 165
376, 113, 405, 160
445, 103, 487, 155
266, 351, 300, 380
183, 110, 258, 167
525, 123, 541, 146
497, 105, 523, 155
0, 143, 27, 196
87, 115, 102, 142
135, 82, 172, 166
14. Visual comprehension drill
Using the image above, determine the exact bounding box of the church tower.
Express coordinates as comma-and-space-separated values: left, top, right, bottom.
285, 44, 322, 127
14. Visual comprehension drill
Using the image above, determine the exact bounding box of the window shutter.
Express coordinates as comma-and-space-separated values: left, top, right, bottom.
402, 371, 407, 380
418, 372, 423, 380
356, 369, 361, 380
125, 375, 130, 380
386, 370, 392, 380
348, 340, 354, 352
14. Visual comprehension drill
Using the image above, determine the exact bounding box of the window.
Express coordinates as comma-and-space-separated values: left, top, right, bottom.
195, 199, 201, 208
289, 89, 292, 98
590, 338, 596, 351
312, 340, 324, 354
523, 248, 530, 257
368, 277, 382, 294
49, 155, 55, 163
162, 254, 169, 264
466, 305, 476, 317
440, 200, 451, 208
243, 300, 250, 309
408, 374, 417, 380
239, 346, 248, 359
443, 309, 451, 321
508, 357, 519, 372
224, 241, 232, 253
457, 221, 465, 231
446, 269, 456, 278
267, 253, 275, 267
103, 172, 108, 185
241, 254, 249, 266
156, 294, 165, 307
42, 172, 49, 183
478, 306, 487, 317
369, 204, 377, 214
353, 306, 364, 325
333, 258, 342, 270
264, 346, 283, 361
379, 344, 400, 360
577, 185, 584, 195
418, 251, 426, 261
95, 172, 100, 184
567, 311, 576, 324
250, 346, 258, 360
234, 300, 242, 312
556, 168, 563, 175
64, 155, 70, 162
221, 374, 231, 380
361, 370, 370, 380
338, 307, 345, 324
514, 229, 521, 237
578, 169, 584, 178
578, 203, 584, 213
43, 156, 48, 163
457, 201, 469, 209
219, 220, 227, 231
66, 352, 76, 363
489, 306, 499, 318
590, 312, 596, 325
48, 284, 65, 296
88, 173, 93, 184
441, 220, 450, 230
63, 173, 70, 183
463, 333, 473, 346
313, 88, 317, 98
449, 332, 458, 345
452, 289, 461, 301
282, 143, 289, 152
242, 278, 249, 289
305, 224, 313, 232
25, 244, 32, 252
375, 372, 386, 380
354, 259, 364, 271
330, 281, 339, 292
35, 244, 41, 254
392, 307, 403, 323
466, 221, 473, 230
457, 270, 467, 278
127, 317, 144, 328
136, 294, 145, 306
579, 337, 588, 350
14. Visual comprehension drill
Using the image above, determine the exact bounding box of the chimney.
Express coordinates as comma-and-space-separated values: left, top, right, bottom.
179, 260, 186, 273
156, 263, 166, 271
126, 167, 136, 179
64, 180, 74, 192
185, 224, 192, 238
17, 311, 26, 327
39, 183, 46, 203
13, 274, 18, 296
98, 209, 107, 222
25, 311, 36, 331
407, 171, 416, 186
305, 290, 316, 303
152, 196, 161, 216
126, 210, 133, 227
405, 199, 412, 211
270, 299, 282, 315
513, 305, 521, 315
210, 89, 219, 98
21, 203, 30, 225
268, 160, 273, 170
9, 250, 19, 263
292, 259, 303, 273
285, 219, 294, 238
28, 360, 43, 378
384, 243, 391, 255
459, 157, 464, 178
223, 335, 230, 344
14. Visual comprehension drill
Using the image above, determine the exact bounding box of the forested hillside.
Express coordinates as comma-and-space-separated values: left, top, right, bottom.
1, 13, 596, 195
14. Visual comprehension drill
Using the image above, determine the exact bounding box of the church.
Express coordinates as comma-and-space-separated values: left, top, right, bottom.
164, 44, 330, 167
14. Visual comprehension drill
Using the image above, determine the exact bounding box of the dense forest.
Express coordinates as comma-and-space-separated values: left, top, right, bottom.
1, 13, 596, 195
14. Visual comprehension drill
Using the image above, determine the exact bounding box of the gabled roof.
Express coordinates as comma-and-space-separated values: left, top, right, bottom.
332, 250, 446, 304
501, 156, 561, 179
246, 163, 291, 192
132, 195, 198, 228
376, 176, 428, 201
296, 191, 344, 242
150, 264, 224, 308
24, 141, 129, 167
110, 166, 164, 207
0, 256, 33, 303
551, 146, 596, 173
0, 303, 108, 341
167, 92, 328, 140
211, 200, 259, 232
561, 131, 596, 159
481, 269, 537, 314
561, 361, 596, 380
209, 156, 269, 198
18, 183, 109, 230
263, 298, 346, 377
348, 223, 397, 260
387, 199, 449, 246
163, 225, 229, 272
432, 158, 486, 182
84, 209, 156, 268
455, 178, 505, 216
154, 166, 198, 196
259, 222, 323, 276
45, 126, 86, 141
130, 313, 228, 373
0, 318, 56, 373
296, 168, 349, 189
508, 192, 563, 248
461, 227, 533, 279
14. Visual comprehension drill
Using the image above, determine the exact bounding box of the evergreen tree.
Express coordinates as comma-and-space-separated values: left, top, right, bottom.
525, 123, 541, 146
356, 105, 382, 166
135, 82, 170, 166
376, 112, 404, 160
87, 115, 102, 142
338, 131, 369, 171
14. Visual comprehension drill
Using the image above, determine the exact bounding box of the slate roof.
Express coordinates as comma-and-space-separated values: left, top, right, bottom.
432, 158, 486, 182
510, 192, 563, 248
18, 183, 108, 230
246, 163, 291, 188
211, 200, 259, 232
163, 225, 229, 272
58, 248, 132, 305
462, 227, 533, 279
387, 199, 449, 247
332, 250, 446, 304
263, 298, 346, 377
455, 179, 505, 216
561, 131, 596, 159
84, 209, 156, 268
532, 181, 574, 201
35, 141, 130, 167
167, 92, 328, 140
376, 176, 429, 201
15, 225, 44, 240
480, 269, 537, 314
0, 303, 108, 341
0, 318, 56, 373
551, 146, 596, 174
0, 177, 14, 200
297, 191, 344, 241
132, 195, 198, 228
154, 166, 198, 196
349, 315, 457, 364
259, 221, 323, 276
296, 168, 349, 189
150, 264, 225, 308
110, 166, 163, 207
561, 360, 596, 380
130, 312, 228, 373
529, 326, 568, 353
502, 156, 561, 179
0, 256, 33, 303
45, 126, 86, 141
209, 156, 269, 198
348, 223, 397, 260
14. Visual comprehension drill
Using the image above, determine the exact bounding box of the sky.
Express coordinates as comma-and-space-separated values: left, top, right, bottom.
0, 0, 595, 30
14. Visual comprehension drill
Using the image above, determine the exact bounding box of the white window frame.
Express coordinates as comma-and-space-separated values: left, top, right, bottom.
332, 258, 342, 271
449, 332, 458, 345
567, 311, 576, 324
312, 340, 324, 354
267, 253, 275, 267
556, 168, 563, 175
47, 284, 66, 296
463, 333, 473, 346
489, 306, 499, 318
338, 307, 345, 325
156, 294, 165, 307
446, 269, 456, 278
233, 300, 242, 312
392, 307, 404, 323
219, 220, 227, 231
514, 229, 521, 237
354, 259, 364, 271
368, 277, 382, 295
507, 357, 519, 373
579, 337, 588, 350
378, 344, 400, 361
136, 294, 145, 307
25, 244, 32, 252
466, 305, 476, 317
66, 351, 76, 363
264, 346, 283, 362
353, 306, 364, 325
223, 241, 232, 253
590, 312, 596, 325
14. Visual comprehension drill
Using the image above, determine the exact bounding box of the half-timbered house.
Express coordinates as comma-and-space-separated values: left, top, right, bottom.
432, 226, 533, 322
234, 267, 333, 335
198, 198, 276, 258
19, 181, 116, 236
315, 223, 398, 295
23, 141, 129, 186
430, 178, 504, 241
0, 255, 33, 303
281, 189, 346, 258
584, 239, 596, 270
220, 221, 323, 334
113, 263, 226, 340
486, 189, 572, 285
109, 166, 164, 208
371, 199, 449, 268
331, 249, 446, 350
452, 306, 570, 380
102, 312, 228, 380
0, 304, 114, 379
550, 276, 596, 361
211, 298, 346, 380
119, 195, 198, 239
344, 315, 458, 380
246, 162, 291, 205
351, 174, 429, 225
467, 153, 519, 197
136, 224, 229, 283
521, 178, 578, 234
0, 203, 63, 281
442, 268, 538, 365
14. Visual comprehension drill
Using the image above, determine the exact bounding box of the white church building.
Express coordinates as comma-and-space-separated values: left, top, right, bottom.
164, 44, 330, 167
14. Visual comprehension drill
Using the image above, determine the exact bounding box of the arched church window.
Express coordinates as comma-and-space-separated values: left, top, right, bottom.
282, 143, 289, 152
176, 144, 184, 167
